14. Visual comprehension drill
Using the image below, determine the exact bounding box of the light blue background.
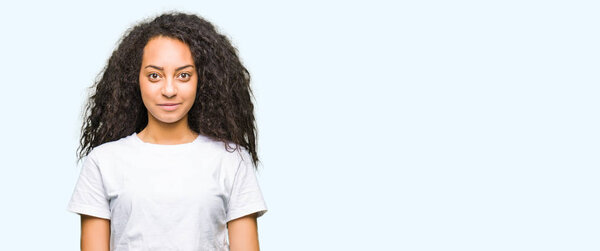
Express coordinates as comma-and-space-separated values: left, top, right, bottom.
0, 0, 598, 250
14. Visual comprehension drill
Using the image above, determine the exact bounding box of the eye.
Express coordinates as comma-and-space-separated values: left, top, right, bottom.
178, 72, 191, 81
148, 73, 161, 81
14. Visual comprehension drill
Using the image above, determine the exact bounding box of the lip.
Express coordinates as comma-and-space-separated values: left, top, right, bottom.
158, 103, 181, 111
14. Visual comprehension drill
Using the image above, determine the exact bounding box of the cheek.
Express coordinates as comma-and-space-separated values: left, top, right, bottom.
187, 79, 198, 98
139, 84, 150, 99
138, 82, 157, 105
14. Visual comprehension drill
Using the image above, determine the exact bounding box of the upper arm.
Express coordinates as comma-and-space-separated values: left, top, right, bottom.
227, 213, 260, 251
224, 151, 268, 223
81, 214, 110, 251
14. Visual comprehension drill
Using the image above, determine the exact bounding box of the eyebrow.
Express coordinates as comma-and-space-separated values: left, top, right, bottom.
144, 64, 194, 71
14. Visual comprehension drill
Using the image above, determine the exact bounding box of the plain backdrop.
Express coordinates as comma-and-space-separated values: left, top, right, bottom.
0, 0, 598, 250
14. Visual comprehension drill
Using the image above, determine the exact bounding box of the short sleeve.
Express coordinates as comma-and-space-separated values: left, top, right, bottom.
66, 151, 111, 219
225, 151, 268, 223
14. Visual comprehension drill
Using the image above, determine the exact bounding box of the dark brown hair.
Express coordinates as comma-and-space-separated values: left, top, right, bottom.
77, 11, 259, 168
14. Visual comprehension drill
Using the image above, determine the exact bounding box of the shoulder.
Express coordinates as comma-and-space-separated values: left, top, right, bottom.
86, 134, 135, 161
196, 136, 252, 170
198, 135, 250, 159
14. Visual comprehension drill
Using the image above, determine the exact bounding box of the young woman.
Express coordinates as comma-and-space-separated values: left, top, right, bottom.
66, 11, 267, 251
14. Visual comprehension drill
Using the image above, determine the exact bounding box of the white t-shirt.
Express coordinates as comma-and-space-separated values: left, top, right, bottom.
66, 132, 268, 251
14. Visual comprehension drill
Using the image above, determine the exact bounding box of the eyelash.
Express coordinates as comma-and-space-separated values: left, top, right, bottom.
148, 73, 160, 80
179, 73, 191, 79
147, 72, 192, 81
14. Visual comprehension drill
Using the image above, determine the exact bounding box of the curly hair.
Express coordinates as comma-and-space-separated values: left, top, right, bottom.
77, 11, 260, 168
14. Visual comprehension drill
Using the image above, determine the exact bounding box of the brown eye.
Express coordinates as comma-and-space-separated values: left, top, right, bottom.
148, 73, 160, 81
179, 72, 191, 81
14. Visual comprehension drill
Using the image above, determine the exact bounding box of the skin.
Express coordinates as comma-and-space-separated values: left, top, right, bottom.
80, 215, 109, 250
137, 35, 199, 144
80, 36, 261, 250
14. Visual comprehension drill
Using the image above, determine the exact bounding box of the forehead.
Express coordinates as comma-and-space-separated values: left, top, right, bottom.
141, 36, 194, 66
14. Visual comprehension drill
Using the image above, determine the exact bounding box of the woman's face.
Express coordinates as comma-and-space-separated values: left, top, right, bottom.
139, 36, 198, 125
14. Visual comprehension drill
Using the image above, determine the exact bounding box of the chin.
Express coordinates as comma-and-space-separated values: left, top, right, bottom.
161, 116, 186, 124
149, 112, 186, 124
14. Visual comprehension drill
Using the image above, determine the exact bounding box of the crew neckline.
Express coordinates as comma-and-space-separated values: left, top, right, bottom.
132, 132, 204, 149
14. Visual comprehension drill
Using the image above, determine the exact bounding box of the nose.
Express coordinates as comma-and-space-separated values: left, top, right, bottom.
161, 77, 177, 98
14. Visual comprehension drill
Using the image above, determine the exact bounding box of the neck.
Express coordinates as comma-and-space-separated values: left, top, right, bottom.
138, 114, 198, 144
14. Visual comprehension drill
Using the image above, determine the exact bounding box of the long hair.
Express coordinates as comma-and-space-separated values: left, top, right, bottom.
77, 11, 260, 168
